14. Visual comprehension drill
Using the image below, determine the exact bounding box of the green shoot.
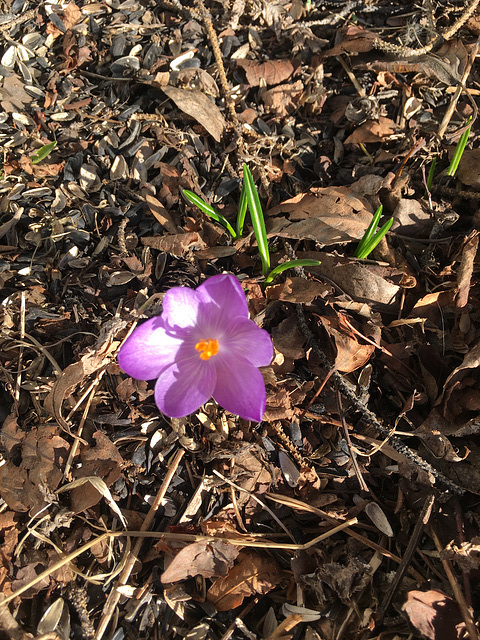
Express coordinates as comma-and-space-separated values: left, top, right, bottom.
354, 205, 393, 260
447, 117, 472, 177
236, 181, 248, 238
183, 190, 237, 239
264, 259, 321, 285
425, 157, 436, 193
242, 164, 270, 275
30, 141, 57, 165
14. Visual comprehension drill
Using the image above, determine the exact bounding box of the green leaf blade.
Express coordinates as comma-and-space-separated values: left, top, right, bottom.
30, 141, 57, 165
182, 189, 237, 238
242, 164, 270, 275
264, 259, 321, 285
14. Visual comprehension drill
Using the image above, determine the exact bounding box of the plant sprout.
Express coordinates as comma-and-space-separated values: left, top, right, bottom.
183, 164, 320, 281
354, 205, 393, 260
30, 141, 57, 165
447, 117, 472, 177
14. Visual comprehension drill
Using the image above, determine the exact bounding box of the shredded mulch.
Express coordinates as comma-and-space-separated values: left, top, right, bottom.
1, 0, 480, 638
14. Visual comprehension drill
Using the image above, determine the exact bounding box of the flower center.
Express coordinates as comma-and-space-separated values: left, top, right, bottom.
195, 338, 219, 361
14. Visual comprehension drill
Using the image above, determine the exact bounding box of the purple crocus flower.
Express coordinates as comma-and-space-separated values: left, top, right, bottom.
118, 274, 273, 421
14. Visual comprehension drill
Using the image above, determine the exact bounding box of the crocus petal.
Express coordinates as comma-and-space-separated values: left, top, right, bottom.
154, 356, 217, 417
196, 274, 249, 330
162, 286, 202, 329
212, 355, 266, 422
222, 317, 273, 367
118, 316, 185, 380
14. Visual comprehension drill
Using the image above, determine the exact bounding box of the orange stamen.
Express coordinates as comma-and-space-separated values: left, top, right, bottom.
195, 338, 219, 361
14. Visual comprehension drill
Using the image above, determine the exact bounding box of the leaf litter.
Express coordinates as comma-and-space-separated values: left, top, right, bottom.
0, 0, 480, 639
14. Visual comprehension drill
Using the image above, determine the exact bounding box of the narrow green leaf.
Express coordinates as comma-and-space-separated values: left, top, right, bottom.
354, 205, 383, 258
355, 216, 393, 260
182, 189, 237, 238
242, 164, 270, 275
426, 157, 436, 192
30, 141, 57, 165
447, 118, 472, 177
236, 181, 248, 237
264, 259, 321, 285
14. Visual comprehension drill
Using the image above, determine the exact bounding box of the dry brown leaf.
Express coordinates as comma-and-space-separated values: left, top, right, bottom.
19, 155, 64, 178
391, 198, 433, 235
267, 186, 374, 246
456, 233, 479, 309
455, 148, 480, 190
145, 193, 179, 234
70, 431, 124, 512
162, 86, 226, 142
46, 2, 82, 38
262, 80, 304, 117
161, 540, 239, 583
444, 537, 480, 571
300, 251, 401, 309
207, 551, 282, 611
176, 68, 219, 97
318, 315, 375, 373
218, 444, 272, 508
0, 423, 69, 514
402, 590, 466, 640
0, 512, 19, 596
344, 117, 396, 144
0, 75, 32, 112
322, 24, 380, 57
236, 59, 301, 86
266, 277, 328, 304
142, 232, 206, 257
272, 314, 305, 360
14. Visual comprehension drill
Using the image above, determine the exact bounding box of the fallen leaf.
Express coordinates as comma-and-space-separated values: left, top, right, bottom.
161, 540, 239, 583
318, 315, 375, 373
344, 117, 397, 144
262, 80, 304, 117
236, 59, 301, 86
207, 551, 282, 611
145, 193, 179, 234
322, 24, 380, 57
266, 277, 328, 304
47, 2, 82, 39
300, 251, 401, 310
402, 589, 466, 640
162, 85, 226, 142
70, 431, 124, 512
272, 314, 306, 359
142, 232, 206, 257
455, 148, 480, 190
267, 186, 374, 246
0, 75, 32, 112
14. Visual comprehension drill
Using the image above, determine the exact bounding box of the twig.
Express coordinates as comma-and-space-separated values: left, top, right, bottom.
0, 520, 358, 610
429, 524, 480, 640
94, 448, 185, 640
373, 0, 480, 58
376, 494, 435, 624
337, 389, 369, 491
437, 37, 480, 139
296, 303, 463, 494
212, 469, 296, 543
195, 0, 237, 123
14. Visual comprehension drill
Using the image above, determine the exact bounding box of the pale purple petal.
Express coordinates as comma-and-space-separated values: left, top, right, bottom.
154, 356, 217, 417
196, 275, 249, 334
118, 316, 185, 380
212, 355, 266, 422
221, 317, 273, 367
162, 286, 202, 329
